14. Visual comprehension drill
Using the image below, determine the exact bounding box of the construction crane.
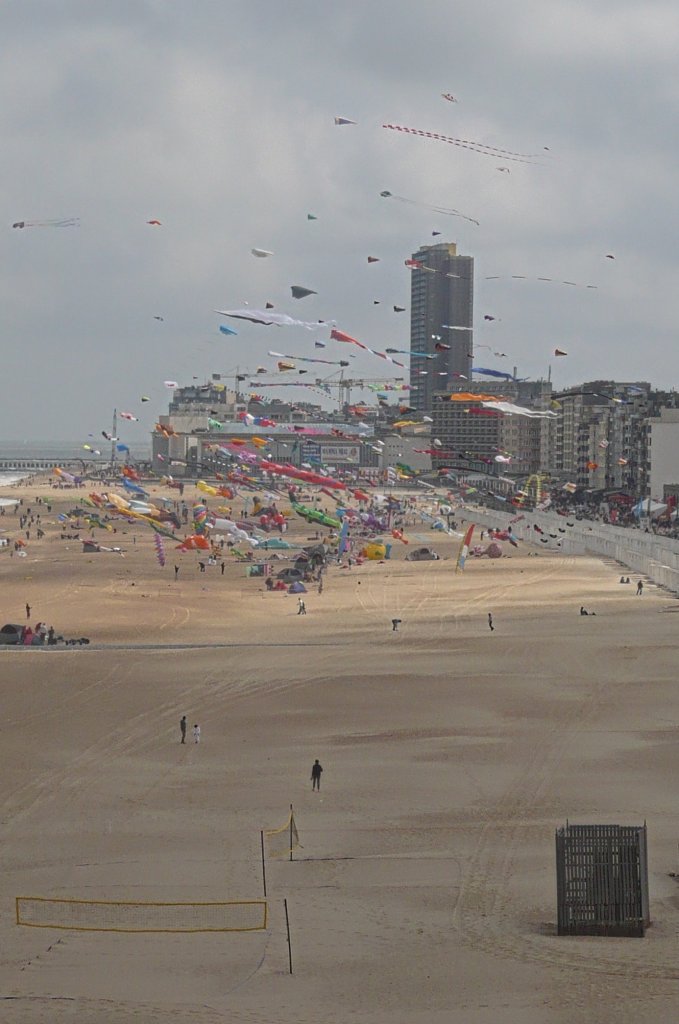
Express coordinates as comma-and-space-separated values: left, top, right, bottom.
249, 371, 407, 412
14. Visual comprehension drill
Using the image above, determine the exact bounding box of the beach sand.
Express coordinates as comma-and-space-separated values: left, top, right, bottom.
2, 480, 679, 1023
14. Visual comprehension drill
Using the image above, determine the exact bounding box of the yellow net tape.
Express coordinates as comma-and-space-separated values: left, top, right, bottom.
15, 897, 267, 933
264, 811, 301, 858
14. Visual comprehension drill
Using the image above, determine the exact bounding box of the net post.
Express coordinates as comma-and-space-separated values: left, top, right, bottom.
260, 830, 267, 898
289, 804, 293, 862
283, 898, 293, 974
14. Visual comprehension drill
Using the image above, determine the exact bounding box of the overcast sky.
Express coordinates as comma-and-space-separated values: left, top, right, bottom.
2, 0, 678, 444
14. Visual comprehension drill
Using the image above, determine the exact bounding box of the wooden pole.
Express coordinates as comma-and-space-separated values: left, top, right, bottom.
260, 830, 267, 898
284, 898, 293, 974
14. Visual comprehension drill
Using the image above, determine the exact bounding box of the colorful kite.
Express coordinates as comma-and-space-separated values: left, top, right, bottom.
219, 325, 238, 336
154, 532, 166, 567
382, 123, 539, 163
330, 328, 405, 368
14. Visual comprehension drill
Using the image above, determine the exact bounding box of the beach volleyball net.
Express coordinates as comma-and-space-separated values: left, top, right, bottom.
264, 809, 301, 858
15, 896, 268, 933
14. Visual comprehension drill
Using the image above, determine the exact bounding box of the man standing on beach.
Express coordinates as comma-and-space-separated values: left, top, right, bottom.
636, 580, 644, 596
193, 723, 201, 744
180, 716, 187, 744
488, 612, 494, 632
25, 603, 31, 620
311, 759, 323, 791
174, 565, 179, 581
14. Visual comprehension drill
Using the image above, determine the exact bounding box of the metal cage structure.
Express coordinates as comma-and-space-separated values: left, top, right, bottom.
555, 823, 650, 937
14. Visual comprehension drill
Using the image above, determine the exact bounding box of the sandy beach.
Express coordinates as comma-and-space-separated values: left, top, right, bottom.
2, 479, 679, 1023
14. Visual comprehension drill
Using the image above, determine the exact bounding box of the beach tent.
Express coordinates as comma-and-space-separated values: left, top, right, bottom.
289, 581, 307, 594
632, 499, 667, 519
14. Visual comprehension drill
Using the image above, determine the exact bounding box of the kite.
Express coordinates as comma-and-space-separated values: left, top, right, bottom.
219, 325, 238, 336
441, 93, 458, 103
367, 256, 380, 263
393, 306, 406, 313
141, 396, 150, 402
147, 219, 162, 226
481, 401, 557, 418
154, 533, 166, 568
497, 167, 510, 173
208, 418, 222, 429
277, 361, 295, 371
456, 524, 475, 572
12, 218, 79, 228
314, 341, 326, 348
251, 248, 274, 257
116, 443, 130, 453
164, 381, 178, 389
484, 315, 498, 321
380, 190, 479, 225
153, 315, 164, 321
382, 123, 539, 163
330, 328, 405, 368
291, 285, 317, 299
215, 308, 328, 330
434, 342, 451, 351
120, 411, 138, 421
334, 116, 357, 125
605, 254, 615, 259
386, 348, 433, 359
265, 301, 274, 308
472, 367, 519, 381
442, 324, 473, 331
101, 431, 117, 441
268, 350, 348, 366
307, 213, 317, 220
484, 274, 597, 289
554, 348, 568, 356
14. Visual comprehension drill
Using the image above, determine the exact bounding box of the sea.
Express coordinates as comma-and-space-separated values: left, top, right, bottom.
0, 440, 151, 488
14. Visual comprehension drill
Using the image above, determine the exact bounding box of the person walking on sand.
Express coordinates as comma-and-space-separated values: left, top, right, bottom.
392, 618, 402, 631
193, 723, 201, 744
298, 597, 306, 615
636, 579, 644, 596
488, 612, 494, 632
25, 602, 31, 620
174, 565, 179, 581
311, 759, 323, 791
180, 715, 187, 744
